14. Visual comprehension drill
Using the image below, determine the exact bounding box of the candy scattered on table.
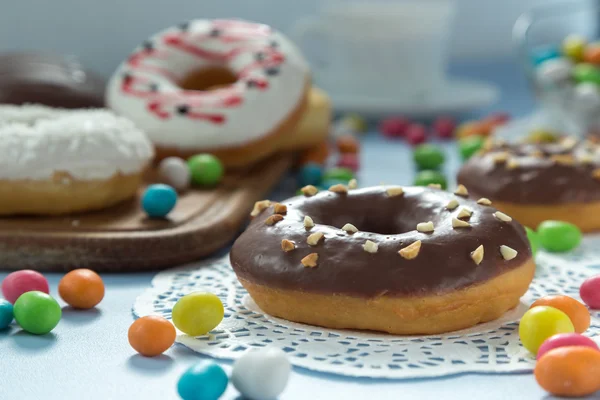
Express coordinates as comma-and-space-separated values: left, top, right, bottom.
178, 360, 229, 400
379, 117, 409, 138
584, 43, 600, 65
172, 292, 224, 336
336, 153, 360, 172
519, 305, 575, 354
536, 220, 582, 252
405, 123, 427, 145
297, 163, 323, 187
562, 34, 586, 62
323, 167, 354, 183
530, 295, 590, 334
413, 144, 445, 170
187, 154, 224, 187
413, 170, 447, 189
432, 116, 456, 139
580, 274, 600, 309
526, 129, 559, 144
525, 227, 539, 257
231, 347, 291, 400
58, 269, 105, 309
535, 347, 600, 397
158, 157, 191, 191
458, 135, 485, 161
13, 291, 61, 335
1, 270, 49, 304
536, 333, 599, 360
298, 141, 329, 166
335, 134, 360, 154
0, 299, 14, 330
142, 184, 178, 218
337, 113, 368, 133
128, 315, 176, 357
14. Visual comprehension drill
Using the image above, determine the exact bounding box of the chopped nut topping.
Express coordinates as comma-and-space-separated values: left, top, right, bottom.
348, 178, 358, 189
416, 221, 434, 233
341, 223, 358, 234
529, 150, 544, 158
265, 214, 284, 225
250, 200, 271, 217
477, 198, 492, 206
579, 154, 594, 164
398, 240, 422, 260
329, 184, 348, 194
303, 215, 315, 229
561, 137, 577, 150
470, 245, 484, 265
454, 184, 468, 197
506, 159, 520, 170
446, 199, 459, 210
456, 207, 472, 219
482, 138, 494, 151
273, 203, 287, 214
493, 211, 512, 222
301, 185, 318, 196
550, 154, 575, 166
386, 186, 404, 197
452, 217, 471, 228
307, 231, 324, 246
281, 239, 295, 252
492, 152, 509, 164
593, 168, 600, 180
427, 184, 442, 189
301, 253, 318, 268
363, 240, 378, 253
500, 245, 517, 260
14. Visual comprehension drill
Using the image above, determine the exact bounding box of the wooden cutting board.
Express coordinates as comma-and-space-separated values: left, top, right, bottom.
0, 154, 293, 272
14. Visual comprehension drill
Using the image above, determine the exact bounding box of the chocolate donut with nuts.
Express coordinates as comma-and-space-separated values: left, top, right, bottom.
230, 184, 534, 335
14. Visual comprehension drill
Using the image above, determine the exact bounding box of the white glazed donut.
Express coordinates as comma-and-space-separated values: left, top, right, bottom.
0, 105, 154, 215
106, 19, 311, 167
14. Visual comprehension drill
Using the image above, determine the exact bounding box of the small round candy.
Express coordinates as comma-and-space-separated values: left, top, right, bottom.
231, 347, 291, 400
537, 220, 582, 252
572, 62, 600, 85
531, 295, 590, 333
172, 292, 224, 336
562, 34, 587, 62
527, 129, 559, 144
128, 315, 176, 357
519, 306, 575, 354
535, 58, 573, 86
0, 299, 14, 330
380, 116, 410, 138
142, 184, 178, 218
413, 144, 445, 170
525, 227, 539, 257
580, 275, 600, 309
58, 269, 105, 309
178, 360, 229, 400
531, 45, 561, 66
405, 124, 427, 145
339, 113, 368, 133
432, 116, 456, 139
414, 170, 447, 190
298, 141, 329, 166
459, 135, 485, 161
336, 153, 360, 172
535, 347, 600, 397
537, 333, 599, 360
1, 270, 49, 304
187, 154, 224, 187
335, 134, 360, 154
456, 121, 483, 139
13, 291, 61, 335
584, 42, 600, 65
158, 157, 191, 191
323, 167, 354, 183
573, 82, 600, 111
297, 163, 323, 187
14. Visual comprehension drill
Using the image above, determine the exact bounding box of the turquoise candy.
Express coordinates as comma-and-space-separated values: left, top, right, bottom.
572, 63, 600, 86
525, 227, 539, 257
537, 220, 582, 253
531, 45, 561, 66
0, 299, 13, 329
298, 163, 323, 187
323, 167, 354, 182
177, 361, 229, 400
413, 170, 447, 189
141, 184, 178, 218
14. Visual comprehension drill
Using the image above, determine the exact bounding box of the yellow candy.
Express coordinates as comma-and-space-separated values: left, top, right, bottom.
526, 129, 559, 144
340, 113, 368, 133
172, 292, 224, 336
562, 34, 587, 62
519, 306, 575, 355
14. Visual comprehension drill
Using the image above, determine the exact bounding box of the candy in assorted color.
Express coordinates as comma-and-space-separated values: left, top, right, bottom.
519, 306, 575, 354
338, 113, 368, 133
526, 129, 559, 144
525, 227, 539, 257
128, 315, 176, 357
1, 270, 50, 304
336, 153, 360, 172
178, 360, 229, 400
298, 141, 329, 166
537, 220, 582, 252
0, 299, 13, 330
580, 274, 600, 309
379, 116, 410, 138
456, 121, 483, 139
413, 170, 447, 190
530, 295, 590, 333
297, 163, 323, 187
537, 333, 599, 360
584, 42, 600, 65
323, 167, 354, 183
535, 347, 600, 397
531, 45, 561, 66
13, 291, 61, 335
172, 292, 224, 336
413, 144, 445, 170
562, 34, 587, 62
459, 135, 485, 161
572, 62, 600, 85
187, 154, 224, 187
58, 269, 105, 309
231, 347, 291, 400
335, 134, 360, 154
142, 184, 178, 218
405, 124, 427, 145
432, 116, 456, 139
158, 157, 191, 191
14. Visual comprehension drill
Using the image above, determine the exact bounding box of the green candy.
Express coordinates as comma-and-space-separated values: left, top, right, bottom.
413, 144, 445, 170
414, 170, 447, 189
525, 227, 539, 257
459, 135, 485, 161
13, 291, 61, 335
187, 154, 224, 187
537, 220, 582, 253
323, 167, 354, 182
572, 63, 600, 86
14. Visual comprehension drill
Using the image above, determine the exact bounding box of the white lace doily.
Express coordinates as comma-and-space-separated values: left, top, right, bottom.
133, 239, 600, 379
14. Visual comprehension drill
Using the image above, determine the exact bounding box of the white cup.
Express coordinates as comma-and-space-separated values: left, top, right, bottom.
292, 1, 456, 100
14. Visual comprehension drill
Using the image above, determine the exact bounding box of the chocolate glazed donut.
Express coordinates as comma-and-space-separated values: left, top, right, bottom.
0, 52, 105, 108
231, 185, 535, 335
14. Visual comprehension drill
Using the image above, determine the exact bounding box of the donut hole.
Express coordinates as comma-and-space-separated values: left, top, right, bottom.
178, 67, 238, 91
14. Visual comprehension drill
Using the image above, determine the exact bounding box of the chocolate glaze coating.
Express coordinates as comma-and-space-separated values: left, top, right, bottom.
458, 138, 600, 204
0, 52, 105, 108
230, 186, 531, 298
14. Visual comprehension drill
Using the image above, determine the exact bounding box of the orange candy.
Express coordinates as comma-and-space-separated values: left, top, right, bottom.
128, 315, 176, 357
336, 135, 360, 154
298, 141, 329, 166
584, 44, 600, 65
58, 269, 105, 309
535, 346, 600, 397
531, 295, 591, 333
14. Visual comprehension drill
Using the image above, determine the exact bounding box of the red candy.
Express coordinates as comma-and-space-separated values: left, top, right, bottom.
580, 275, 600, 309
537, 333, 600, 360
405, 124, 427, 145
336, 153, 360, 172
432, 117, 456, 139
380, 117, 410, 138
1, 270, 50, 304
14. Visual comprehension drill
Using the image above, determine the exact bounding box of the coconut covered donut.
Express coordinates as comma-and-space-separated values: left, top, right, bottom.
231, 185, 535, 335
0, 105, 154, 215
106, 19, 312, 168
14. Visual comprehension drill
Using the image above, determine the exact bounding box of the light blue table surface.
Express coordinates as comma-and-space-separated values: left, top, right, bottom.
0, 61, 574, 400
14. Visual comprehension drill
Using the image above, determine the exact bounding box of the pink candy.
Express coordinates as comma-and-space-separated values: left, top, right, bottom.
580, 275, 600, 309
1, 270, 50, 304
380, 117, 410, 138
537, 333, 599, 360
405, 124, 427, 145
433, 117, 456, 139
336, 153, 360, 172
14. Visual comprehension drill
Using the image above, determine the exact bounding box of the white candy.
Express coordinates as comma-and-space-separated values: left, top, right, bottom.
573, 82, 600, 111
536, 58, 573, 86
157, 157, 191, 191
231, 347, 291, 400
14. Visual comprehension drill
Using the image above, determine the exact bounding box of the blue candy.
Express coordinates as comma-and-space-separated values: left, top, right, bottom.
142, 184, 178, 218
531, 45, 561, 66
0, 299, 13, 329
177, 361, 229, 400
297, 163, 323, 187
